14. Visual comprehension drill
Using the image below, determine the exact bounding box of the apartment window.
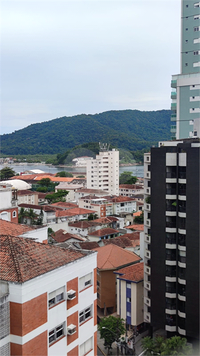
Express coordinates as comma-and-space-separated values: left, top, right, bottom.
127, 283, 131, 289
80, 337, 93, 356
127, 297, 131, 302
186, 4, 188, 7
185, 39, 188, 43
194, 2, 200, 7
194, 26, 200, 31
194, 51, 200, 55
49, 323, 65, 345
79, 305, 92, 324
194, 15, 200, 19
79, 272, 92, 291
185, 63, 188, 66
49, 287, 65, 308
12, 211, 16, 218
186, 28, 188, 31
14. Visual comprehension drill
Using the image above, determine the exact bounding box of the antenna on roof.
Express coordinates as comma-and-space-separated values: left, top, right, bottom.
99, 142, 110, 152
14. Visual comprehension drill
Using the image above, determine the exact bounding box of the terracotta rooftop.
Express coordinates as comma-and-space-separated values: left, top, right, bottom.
133, 211, 143, 217
0, 219, 34, 236
0, 235, 87, 283
107, 196, 136, 203
121, 232, 140, 241
93, 244, 141, 270
77, 241, 100, 250
119, 184, 143, 189
127, 224, 144, 232
17, 190, 38, 196
76, 188, 106, 194
65, 207, 96, 215
52, 229, 84, 243
18, 204, 58, 212
103, 236, 132, 248
51, 202, 78, 208
89, 227, 119, 237
68, 220, 98, 228
116, 262, 144, 283
94, 216, 118, 224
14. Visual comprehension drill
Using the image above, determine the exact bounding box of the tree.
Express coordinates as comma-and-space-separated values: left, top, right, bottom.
0, 166, 16, 180
39, 178, 51, 187
45, 190, 68, 204
119, 171, 137, 185
98, 316, 125, 353
141, 336, 193, 356
88, 213, 98, 220
55, 171, 73, 177
134, 211, 144, 224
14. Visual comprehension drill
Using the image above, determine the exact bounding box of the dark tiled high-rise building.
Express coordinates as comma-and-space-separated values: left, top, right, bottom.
143, 138, 199, 344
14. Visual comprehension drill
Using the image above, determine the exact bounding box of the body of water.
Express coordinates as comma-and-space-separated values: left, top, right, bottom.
0, 163, 144, 178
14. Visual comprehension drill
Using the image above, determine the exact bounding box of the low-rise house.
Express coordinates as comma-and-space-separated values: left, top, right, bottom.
17, 189, 38, 205
93, 244, 142, 316
51, 202, 78, 210
127, 224, 144, 232
111, 196, 137, 214
88, 227, 119, 242
115, 262, 144, 331
78, 195, 113, 218
75, 188, 106, 203
51, 229, 85, 244
55, 184, 84, 202
68, 221, 99, 238
0, 218, 48, 243
0, 235, 97, 356
0, 183, 18, 223
119, 184, 144, 197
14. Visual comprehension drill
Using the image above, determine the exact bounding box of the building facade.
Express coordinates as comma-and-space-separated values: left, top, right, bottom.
171, 0, 200, 139
0, 183, 18, 223
0, 235, 97, 356
143, 139, 199, 343
86, 149, 119, 196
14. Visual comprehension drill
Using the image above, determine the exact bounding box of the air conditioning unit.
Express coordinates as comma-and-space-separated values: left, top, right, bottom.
67, 324, 76, 335
67, 290, 76, 300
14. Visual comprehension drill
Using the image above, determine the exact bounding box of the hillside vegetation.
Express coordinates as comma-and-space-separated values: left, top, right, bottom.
1, 109, 171, 155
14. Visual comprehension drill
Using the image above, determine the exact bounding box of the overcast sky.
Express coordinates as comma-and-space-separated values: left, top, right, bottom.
1, 0, 181, 135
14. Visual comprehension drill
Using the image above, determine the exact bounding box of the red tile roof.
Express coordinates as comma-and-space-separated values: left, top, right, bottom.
0, 235, 86, 283
89, 228, 119, 237
120, 232, 140, 240
119, 184, 143, 189
94, 217, 118, 224
93, 244, 141, 270
17, 190, 38, 196
0, 219, 34, 236
110, 196, 136, 203
68, 221, 98, 228
116, 262, 144, 282
127, 224, 144, 232
78, 241, 100, 250
133, 211, 143, 217
52, 229, 84, 243
51, 202, 78, 208
103, 236, 132, 248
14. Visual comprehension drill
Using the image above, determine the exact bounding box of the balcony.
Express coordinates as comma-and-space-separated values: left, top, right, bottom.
144, 234, 151, 243
145, 219, 151, 227
171, 92, 177, 99
145, 187, 151, 195
144, 297, 151, 307
144, 265, 151, 275
144, 311, 151, 323
171, 79, 177, 88
144, 281, 151, 291
178, 327, 186, 336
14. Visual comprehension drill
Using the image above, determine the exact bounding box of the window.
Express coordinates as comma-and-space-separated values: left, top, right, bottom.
79, 273, 93, 291
79, 305, 92, 324
194, 2, 200, 7
127, 311, 131, 317
194, 51, 200, 55
80, 337, 93, 356
194, 26, 200, 31
48, 287, 65, 308
127, 297, 131, 302
12, 211, 16, 218
127, 283, 131, 289
49, 323, 65, 345
194, 15, 200, 19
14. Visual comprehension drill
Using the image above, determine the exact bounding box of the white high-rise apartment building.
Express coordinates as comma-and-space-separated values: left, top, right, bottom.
86, 147, 119, 196
171, 0, 200, 139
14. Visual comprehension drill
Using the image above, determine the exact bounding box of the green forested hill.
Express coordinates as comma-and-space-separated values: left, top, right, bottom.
1, 109, 171, 155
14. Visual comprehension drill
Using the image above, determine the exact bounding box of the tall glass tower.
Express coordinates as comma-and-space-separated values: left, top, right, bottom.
171, 0, 200, 139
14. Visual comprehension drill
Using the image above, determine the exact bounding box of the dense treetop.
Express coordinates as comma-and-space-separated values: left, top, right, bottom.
1, 109, 171, 155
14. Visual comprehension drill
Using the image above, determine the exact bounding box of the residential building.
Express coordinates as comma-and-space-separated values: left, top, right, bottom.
75, 188, 108, 203
17, 189, 39, 205
50, 229, 85, 244
78, 195, 113, 217
119, 184, 144, 198
93, 244, 141, 316
0, 235, 97, 356
115, 262, 144, 330
86, 148, 119, 195
171, 0, 200, 139
88, 227, 119, 243
0, 219, 48, 244
143, 138, 199, 344
0, 183, 18, 223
